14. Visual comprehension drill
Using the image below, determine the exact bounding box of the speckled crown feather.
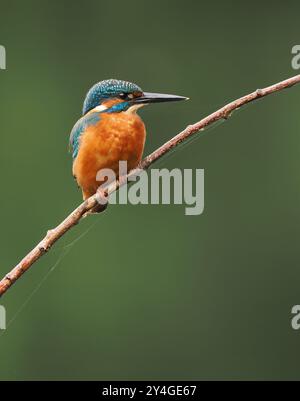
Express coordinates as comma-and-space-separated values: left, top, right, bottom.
82, 79, 143, 115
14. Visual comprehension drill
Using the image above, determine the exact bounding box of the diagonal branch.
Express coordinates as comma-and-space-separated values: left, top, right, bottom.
1, 74, 300, 298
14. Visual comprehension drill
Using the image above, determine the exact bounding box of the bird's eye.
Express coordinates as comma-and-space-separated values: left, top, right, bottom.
119, 93, 128, 100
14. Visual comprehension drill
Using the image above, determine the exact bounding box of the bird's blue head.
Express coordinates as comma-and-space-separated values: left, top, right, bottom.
82, 79, 188, 115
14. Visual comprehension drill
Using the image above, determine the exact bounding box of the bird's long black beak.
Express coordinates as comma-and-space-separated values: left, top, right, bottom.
133, 92, 189, 104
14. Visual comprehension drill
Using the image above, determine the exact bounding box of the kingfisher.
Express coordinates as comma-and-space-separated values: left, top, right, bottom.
69, 79, 188, 201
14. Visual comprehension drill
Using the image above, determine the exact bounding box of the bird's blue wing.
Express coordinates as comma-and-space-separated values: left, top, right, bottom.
69, 112, 101, 159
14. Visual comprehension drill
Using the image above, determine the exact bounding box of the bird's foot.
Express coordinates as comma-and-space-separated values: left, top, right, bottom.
83, 202, 108, 218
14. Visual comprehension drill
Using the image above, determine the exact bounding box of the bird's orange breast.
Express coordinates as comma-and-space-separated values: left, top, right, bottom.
73, 111, 146, 199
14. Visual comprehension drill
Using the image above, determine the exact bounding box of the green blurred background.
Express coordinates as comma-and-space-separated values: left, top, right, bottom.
0, 0, 300, 380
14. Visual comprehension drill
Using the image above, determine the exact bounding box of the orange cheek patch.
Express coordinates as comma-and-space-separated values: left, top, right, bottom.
102, 98, 124, 109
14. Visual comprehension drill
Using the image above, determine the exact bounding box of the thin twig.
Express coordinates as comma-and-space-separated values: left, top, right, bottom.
1, 74, 300, 298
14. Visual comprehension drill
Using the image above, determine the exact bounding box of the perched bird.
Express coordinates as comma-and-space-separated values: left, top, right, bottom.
70, 79, 188, 201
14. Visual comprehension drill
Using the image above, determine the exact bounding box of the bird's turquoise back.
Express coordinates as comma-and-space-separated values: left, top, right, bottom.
69, 112, 100, 159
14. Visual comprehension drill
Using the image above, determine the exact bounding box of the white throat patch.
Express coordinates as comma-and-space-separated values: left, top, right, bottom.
125, 104, 145, 114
